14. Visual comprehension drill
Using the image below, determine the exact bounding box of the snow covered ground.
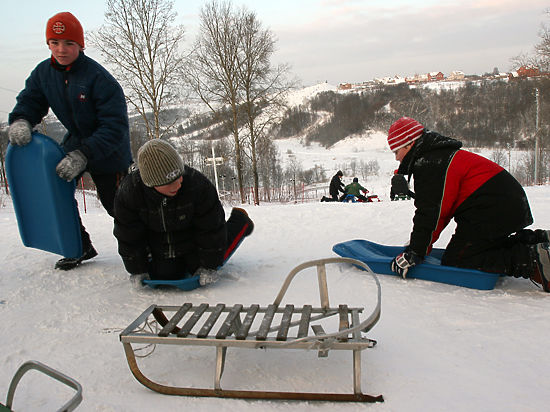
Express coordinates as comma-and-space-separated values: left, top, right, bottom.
1, 134, 549, 411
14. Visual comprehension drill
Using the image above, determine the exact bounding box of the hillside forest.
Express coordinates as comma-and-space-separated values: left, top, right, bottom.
1, 77, 549, 205
177, 76, 550, 197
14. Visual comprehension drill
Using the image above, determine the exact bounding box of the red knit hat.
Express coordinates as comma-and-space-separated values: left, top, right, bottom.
387, 117, 424, 152
46, 12, 84, 48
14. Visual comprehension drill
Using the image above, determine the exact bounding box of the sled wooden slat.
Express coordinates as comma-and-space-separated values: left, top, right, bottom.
159, 303, 192, 337
236, 304, 259, 340
311, 324, 325, 336
177, 303, 209, 338
256, 304, 277, 341
120, 257, 383, 403
197, 304, 225, 338
297, 305, 312, 338
339, 304, 349, 342
216, 304, 243, 339
276, 304, 294, 341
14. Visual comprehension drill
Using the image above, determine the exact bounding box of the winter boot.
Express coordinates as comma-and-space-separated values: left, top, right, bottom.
531, 242, 550, 292
231, 207, 254, 237
535, 229, 550, 243
55, 244, 98, 271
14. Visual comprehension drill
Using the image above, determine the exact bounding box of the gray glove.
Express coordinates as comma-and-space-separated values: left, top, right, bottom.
8, 119, 32, 146
56, 150, 88, 181
130, 273, 150, 289
195, 267, 220, 286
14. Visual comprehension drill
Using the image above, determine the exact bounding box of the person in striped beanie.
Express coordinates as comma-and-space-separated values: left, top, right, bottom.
387, 117, 550, 292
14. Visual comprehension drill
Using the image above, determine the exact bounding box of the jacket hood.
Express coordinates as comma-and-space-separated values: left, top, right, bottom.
398, 130, 462, 176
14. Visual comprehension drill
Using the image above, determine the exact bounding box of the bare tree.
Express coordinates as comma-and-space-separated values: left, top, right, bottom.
185, 0, 247, 202
535, 9, 550, 71
510, 9, 550, 71
237, 9, 294, 204
91, 0, 186, 140
185, 1, 293, 204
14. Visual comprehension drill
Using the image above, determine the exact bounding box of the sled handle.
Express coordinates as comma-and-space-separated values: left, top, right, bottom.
272, 257, 381, 342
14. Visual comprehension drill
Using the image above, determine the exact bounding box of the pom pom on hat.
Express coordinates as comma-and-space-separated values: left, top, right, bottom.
137, 140, 184, 187
46, 12, 85, 48
387, 117, 424, 152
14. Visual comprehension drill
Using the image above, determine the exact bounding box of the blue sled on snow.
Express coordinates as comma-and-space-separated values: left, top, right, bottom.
142, 236, 245, 291
142, 276, 201, 291
6, 132, 82, 259
333, 239, 504, 290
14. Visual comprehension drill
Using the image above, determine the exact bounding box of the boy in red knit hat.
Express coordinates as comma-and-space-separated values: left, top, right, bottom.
8, 12, 132, 271
387, 117, 550, 292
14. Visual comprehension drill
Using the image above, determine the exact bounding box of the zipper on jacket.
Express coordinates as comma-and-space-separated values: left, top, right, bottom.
63, 71, 82, 138
159, 198, 175, 258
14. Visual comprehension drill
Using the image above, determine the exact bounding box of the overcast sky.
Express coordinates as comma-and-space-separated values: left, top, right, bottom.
1, 0, 547, 123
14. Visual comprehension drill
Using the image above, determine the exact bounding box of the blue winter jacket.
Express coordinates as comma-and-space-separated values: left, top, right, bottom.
9, 52, 132, 174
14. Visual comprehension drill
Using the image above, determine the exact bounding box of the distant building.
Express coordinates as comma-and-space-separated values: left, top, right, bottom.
516, 66, 540, 77
405, 73, 429, 84
509, 66, 541, 81
428, 72, 444, 81
447, 70, 465, 81
338, 83, 352, 90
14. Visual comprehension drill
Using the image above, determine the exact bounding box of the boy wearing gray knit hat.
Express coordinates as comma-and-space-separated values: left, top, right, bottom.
113, 139, 253, 287
137, 139, 184, 187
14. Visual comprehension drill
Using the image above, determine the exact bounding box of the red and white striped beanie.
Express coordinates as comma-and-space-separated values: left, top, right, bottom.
387, 117, 424, 152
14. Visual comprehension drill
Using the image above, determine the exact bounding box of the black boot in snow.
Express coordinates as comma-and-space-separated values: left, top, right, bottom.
55, 244, 98, 271
531, 242, 550, 292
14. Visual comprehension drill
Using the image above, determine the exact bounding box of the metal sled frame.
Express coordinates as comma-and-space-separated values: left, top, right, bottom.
120, 257, 383, 402
1, 360, 82, 412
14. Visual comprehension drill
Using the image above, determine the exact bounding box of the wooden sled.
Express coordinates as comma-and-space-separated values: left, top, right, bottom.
120, 257, 383, 402
1, 360, 82, 412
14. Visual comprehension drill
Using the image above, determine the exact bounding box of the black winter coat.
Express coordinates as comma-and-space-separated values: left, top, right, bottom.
329, 174, 345, 197
113, 166, 226, 276
390, 174, 414, 199
398, 130, 533, 257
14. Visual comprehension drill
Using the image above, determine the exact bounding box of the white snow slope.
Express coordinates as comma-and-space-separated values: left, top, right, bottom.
1, 132, 549, 412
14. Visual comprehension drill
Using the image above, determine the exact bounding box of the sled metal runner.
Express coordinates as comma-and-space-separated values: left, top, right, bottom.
120, 257, 383, 403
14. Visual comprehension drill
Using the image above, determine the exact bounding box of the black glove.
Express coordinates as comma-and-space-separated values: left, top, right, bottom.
390, 249, 423, 279
56, 150, 87, 181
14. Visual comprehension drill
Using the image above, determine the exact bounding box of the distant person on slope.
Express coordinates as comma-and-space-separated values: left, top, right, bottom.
321, 170, 346, 202
390, 170, 414, 200
7, 12, 132, 271
386, 116, 550, 292
344, 177, 369, 202
113, 140, 254, 287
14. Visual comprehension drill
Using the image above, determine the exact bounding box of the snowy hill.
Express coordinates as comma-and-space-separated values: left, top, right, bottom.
1, 137, 549, 411
283, 82, 338, 108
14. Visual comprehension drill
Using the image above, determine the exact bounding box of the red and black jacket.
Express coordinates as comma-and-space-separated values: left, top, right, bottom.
398, 130, 533, 258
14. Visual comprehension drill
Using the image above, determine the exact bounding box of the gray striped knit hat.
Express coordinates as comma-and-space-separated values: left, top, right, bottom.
137, 139, 184, 187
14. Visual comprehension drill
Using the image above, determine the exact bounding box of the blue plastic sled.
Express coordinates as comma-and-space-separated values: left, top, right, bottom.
142, 276, 201, 291
332, 239, 504, 290
141, 233, 248, 291
6, 132, 82, 258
